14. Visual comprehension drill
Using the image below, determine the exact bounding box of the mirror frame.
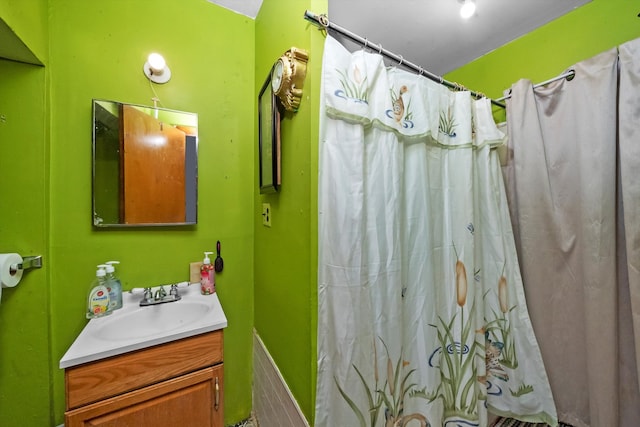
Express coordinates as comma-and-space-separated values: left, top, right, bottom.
258, 73, 281, 194
92, 99, 198, 228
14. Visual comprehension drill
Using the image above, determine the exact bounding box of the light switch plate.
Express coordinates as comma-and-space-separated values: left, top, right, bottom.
262, 203, 271, 227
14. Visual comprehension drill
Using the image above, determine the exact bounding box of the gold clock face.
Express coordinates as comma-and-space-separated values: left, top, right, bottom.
272, 59, 284, 93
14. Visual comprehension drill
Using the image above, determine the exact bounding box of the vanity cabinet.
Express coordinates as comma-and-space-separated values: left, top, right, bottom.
64, 330, 223, 427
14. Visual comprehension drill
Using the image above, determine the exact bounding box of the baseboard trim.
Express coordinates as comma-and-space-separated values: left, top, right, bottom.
253, 330, 310, 427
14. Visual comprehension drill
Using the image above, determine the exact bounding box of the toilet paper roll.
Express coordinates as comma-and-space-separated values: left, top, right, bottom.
0, 253, 23, 288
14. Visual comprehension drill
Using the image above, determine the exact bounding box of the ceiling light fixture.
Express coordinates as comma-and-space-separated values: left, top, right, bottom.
460, 0, 476, 19
143, 52, 171, 84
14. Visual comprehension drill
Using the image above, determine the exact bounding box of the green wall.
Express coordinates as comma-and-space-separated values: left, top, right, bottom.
445, 0, 640, 122
1, 0, 256, 425
48, 1, 255, 425
0, 58, 50, 426
254, 0, 326, 423
0, 0, 48, 63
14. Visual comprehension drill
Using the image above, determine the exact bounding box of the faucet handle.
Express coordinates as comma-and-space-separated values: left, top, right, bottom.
143, 287, 154, 302
170, 284, 179, 297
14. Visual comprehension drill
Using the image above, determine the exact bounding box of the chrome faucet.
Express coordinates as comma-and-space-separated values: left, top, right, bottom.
139, 283, 182, 306
154, 286, 167, 300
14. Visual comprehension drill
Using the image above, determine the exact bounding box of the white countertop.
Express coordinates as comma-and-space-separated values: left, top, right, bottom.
60, 284, 227, 369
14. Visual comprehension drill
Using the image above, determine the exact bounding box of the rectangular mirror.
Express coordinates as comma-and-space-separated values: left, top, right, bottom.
92, 99, 198, 227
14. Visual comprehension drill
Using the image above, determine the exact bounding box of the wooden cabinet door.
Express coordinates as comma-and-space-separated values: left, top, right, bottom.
65, 365, 223, 427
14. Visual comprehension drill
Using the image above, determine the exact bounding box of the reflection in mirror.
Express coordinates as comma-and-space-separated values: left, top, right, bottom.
92, 99, 198, 227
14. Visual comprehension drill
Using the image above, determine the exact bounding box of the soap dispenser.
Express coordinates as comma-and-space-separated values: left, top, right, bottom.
87, 265, 111, 319
105, 261, 123, 311
200, 251, 215, 295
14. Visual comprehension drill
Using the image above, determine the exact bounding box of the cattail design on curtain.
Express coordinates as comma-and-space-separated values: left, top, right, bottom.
316, 35, 558, 427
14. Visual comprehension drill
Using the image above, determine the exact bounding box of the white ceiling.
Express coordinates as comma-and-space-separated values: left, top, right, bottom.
208, 0, 591, 75
206, 0, 263, 18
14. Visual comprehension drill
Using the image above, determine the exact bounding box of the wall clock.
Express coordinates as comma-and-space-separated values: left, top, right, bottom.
271, 47, 309, 112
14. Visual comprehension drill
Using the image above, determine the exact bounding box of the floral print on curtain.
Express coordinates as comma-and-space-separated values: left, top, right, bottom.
316, 35, 558, 427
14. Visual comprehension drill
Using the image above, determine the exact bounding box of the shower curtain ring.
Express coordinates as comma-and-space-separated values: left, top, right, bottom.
377, 43, 383, 54
397, 55, 404, 66
418, 67, 424, 76
318, 13, 329, 28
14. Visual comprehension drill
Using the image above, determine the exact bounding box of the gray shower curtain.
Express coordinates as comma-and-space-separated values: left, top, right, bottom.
503, 37, 640, 427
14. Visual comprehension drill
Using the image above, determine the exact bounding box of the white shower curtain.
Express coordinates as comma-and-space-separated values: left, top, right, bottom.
503, 37, 640, 427
316, 36, 557, 427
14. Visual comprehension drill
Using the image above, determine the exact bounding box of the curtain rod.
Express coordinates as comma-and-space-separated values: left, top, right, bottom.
304, 10, 506, 109
495, 69, 576, 102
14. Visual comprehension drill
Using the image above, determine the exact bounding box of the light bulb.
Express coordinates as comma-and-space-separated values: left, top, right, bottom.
147, 53, 166, 74
460, 0, 476, 19
143, 52, 171, 84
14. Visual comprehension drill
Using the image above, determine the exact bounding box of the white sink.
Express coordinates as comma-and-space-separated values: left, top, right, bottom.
60, 283, 227, 369
93, 300, 211, 341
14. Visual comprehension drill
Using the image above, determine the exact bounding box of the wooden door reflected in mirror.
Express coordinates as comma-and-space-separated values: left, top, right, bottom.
92, 100, 198, 227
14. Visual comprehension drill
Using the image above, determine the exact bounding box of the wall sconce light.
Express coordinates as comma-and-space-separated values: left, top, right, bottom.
459, 0, 476, 19
143, 52, 171, 84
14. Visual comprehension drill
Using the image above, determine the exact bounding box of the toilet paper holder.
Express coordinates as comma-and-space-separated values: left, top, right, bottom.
9, 255, 42, 274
